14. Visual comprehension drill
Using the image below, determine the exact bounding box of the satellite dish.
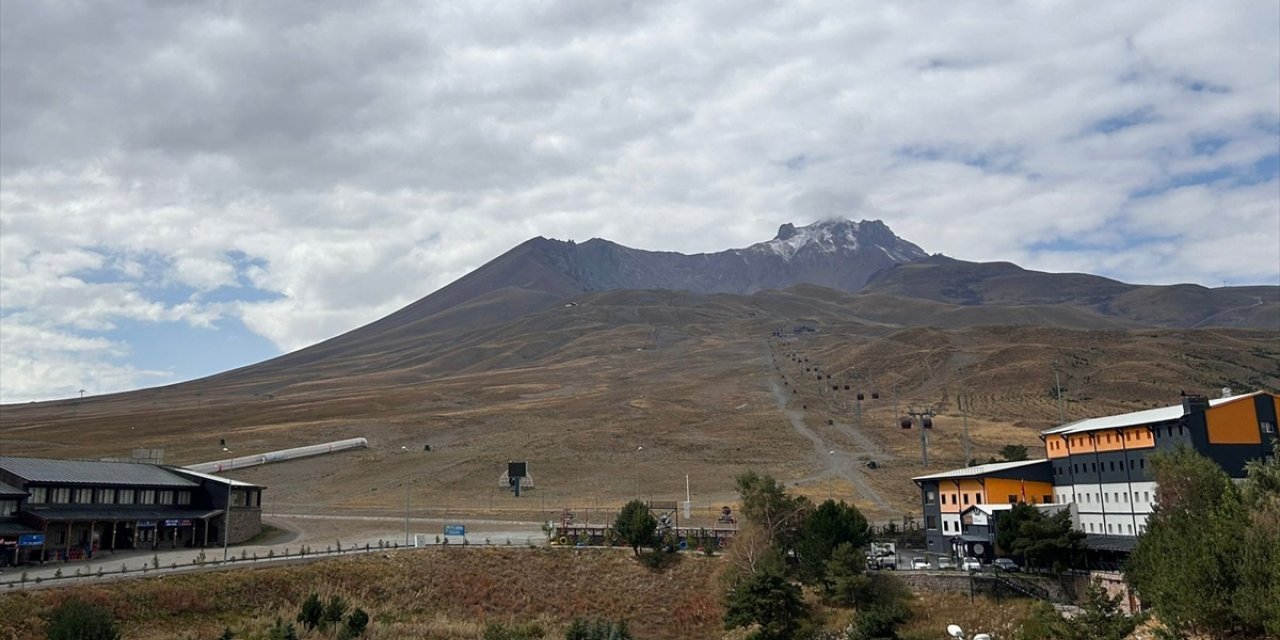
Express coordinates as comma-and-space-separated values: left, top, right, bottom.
947, 625, 964, 638
974, 635, 992, 640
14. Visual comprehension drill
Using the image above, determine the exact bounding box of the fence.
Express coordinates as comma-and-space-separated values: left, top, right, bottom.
0, 535, 547, 592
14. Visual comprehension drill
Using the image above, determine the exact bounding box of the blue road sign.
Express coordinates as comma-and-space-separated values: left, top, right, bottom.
18, 534, 44, 546
443, 524, 465, 536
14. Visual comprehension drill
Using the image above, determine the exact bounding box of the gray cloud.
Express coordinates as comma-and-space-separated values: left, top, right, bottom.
1, 0, 1277, 401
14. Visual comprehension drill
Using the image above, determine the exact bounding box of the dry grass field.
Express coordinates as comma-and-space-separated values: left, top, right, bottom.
0, 547, 1044, 640
2, 313, 1276, 527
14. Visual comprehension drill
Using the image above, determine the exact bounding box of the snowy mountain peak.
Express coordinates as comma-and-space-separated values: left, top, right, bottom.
748, 219, 926, 262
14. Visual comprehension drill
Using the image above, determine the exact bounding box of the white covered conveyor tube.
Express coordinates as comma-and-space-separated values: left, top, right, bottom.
184, 437, 368, 473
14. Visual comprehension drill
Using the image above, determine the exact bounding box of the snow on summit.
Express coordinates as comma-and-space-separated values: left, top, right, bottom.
744, 219, 925, 262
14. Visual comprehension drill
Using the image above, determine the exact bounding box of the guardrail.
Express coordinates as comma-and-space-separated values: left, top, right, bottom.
0, 535, 546, 591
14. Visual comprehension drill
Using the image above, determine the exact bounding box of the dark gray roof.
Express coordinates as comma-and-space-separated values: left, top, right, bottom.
23, 507, 223, 522
0, 519, 41, 536
0, 480, 26, 496
0, 457, 198, 488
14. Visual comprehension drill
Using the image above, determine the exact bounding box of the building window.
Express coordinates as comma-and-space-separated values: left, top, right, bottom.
963, 493, 970, 505
1139, 525, 1146, 534
29, 487, 47, 504
177, 491, 192, 505
1144, 491, 1150, 502
73, 488, 93, 504
1127, 524, 1133, 534
975, 494, 983, 505
926, 516, 938, 530
925, 490, 936, 504
1043, 494, 1052, 503
1108, 524, 1113, 533
1008, 494, 1017, 503
1089, 523, 1095, 532
0, 500, 15, 517
157, 490, 174, 504
1139, 459, 1145, 469
139, 490, 156, 505
51, 487, 70, 503
1262, 421, 1275, 434
118, 489, 135, 504
96, 489, 115, 504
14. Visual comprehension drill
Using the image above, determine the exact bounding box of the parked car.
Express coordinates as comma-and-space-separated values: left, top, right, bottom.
961, 557, 982, 572
937, 556, 956, 570
911, 557, 929, 570
993, 558, 1020, 572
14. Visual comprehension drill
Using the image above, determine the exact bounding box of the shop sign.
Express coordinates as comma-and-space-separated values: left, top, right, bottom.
443, 524, 465, 536
163, 519, 193, 527
136, 521, 157, 528
18, 534, 45, 546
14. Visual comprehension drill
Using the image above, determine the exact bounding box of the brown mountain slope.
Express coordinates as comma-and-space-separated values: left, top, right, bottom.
863, 255, 1280, 329
3, 287, 1276, 523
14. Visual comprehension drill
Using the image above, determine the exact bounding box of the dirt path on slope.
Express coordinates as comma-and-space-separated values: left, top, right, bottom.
766, 378, 896, 514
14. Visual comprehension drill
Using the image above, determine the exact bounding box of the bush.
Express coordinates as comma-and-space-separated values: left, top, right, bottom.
483, 621, 545, 640
723, 570, 808, 640
848, 602, 910, 640
296, 593, 323, 631
341, 608, 370, 638
322, 595, 348, 629
266, 618, 299, 640
45, 599, 120, 640
564, 617, 632, 640
637, 549, 680, 571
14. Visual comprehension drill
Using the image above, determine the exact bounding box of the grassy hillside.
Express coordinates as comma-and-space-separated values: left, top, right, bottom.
0, 548, 1040, 640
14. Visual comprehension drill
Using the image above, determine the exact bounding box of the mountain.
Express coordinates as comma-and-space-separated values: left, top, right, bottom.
3, 219, 1277, 522
236, 219, 928, 376
862, 255, 1280, 329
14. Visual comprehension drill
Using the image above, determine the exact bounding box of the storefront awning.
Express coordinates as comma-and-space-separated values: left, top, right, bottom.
22, 508, 223, 524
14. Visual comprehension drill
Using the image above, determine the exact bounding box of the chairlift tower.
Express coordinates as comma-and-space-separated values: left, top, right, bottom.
903, 407, 936, 468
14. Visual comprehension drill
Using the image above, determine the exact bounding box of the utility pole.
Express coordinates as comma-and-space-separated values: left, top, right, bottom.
404, 481, 410, 546
960, 391, 972, 465
1052, 361, 1065, 425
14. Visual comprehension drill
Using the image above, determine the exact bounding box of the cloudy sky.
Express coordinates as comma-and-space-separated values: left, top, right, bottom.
2, 1, 1277, 403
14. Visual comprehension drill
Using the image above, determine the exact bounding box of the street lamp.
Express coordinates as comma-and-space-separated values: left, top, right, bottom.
634, 446, 643, 499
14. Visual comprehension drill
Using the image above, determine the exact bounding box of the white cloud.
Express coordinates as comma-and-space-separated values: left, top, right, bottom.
1, 0, 1277, 401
